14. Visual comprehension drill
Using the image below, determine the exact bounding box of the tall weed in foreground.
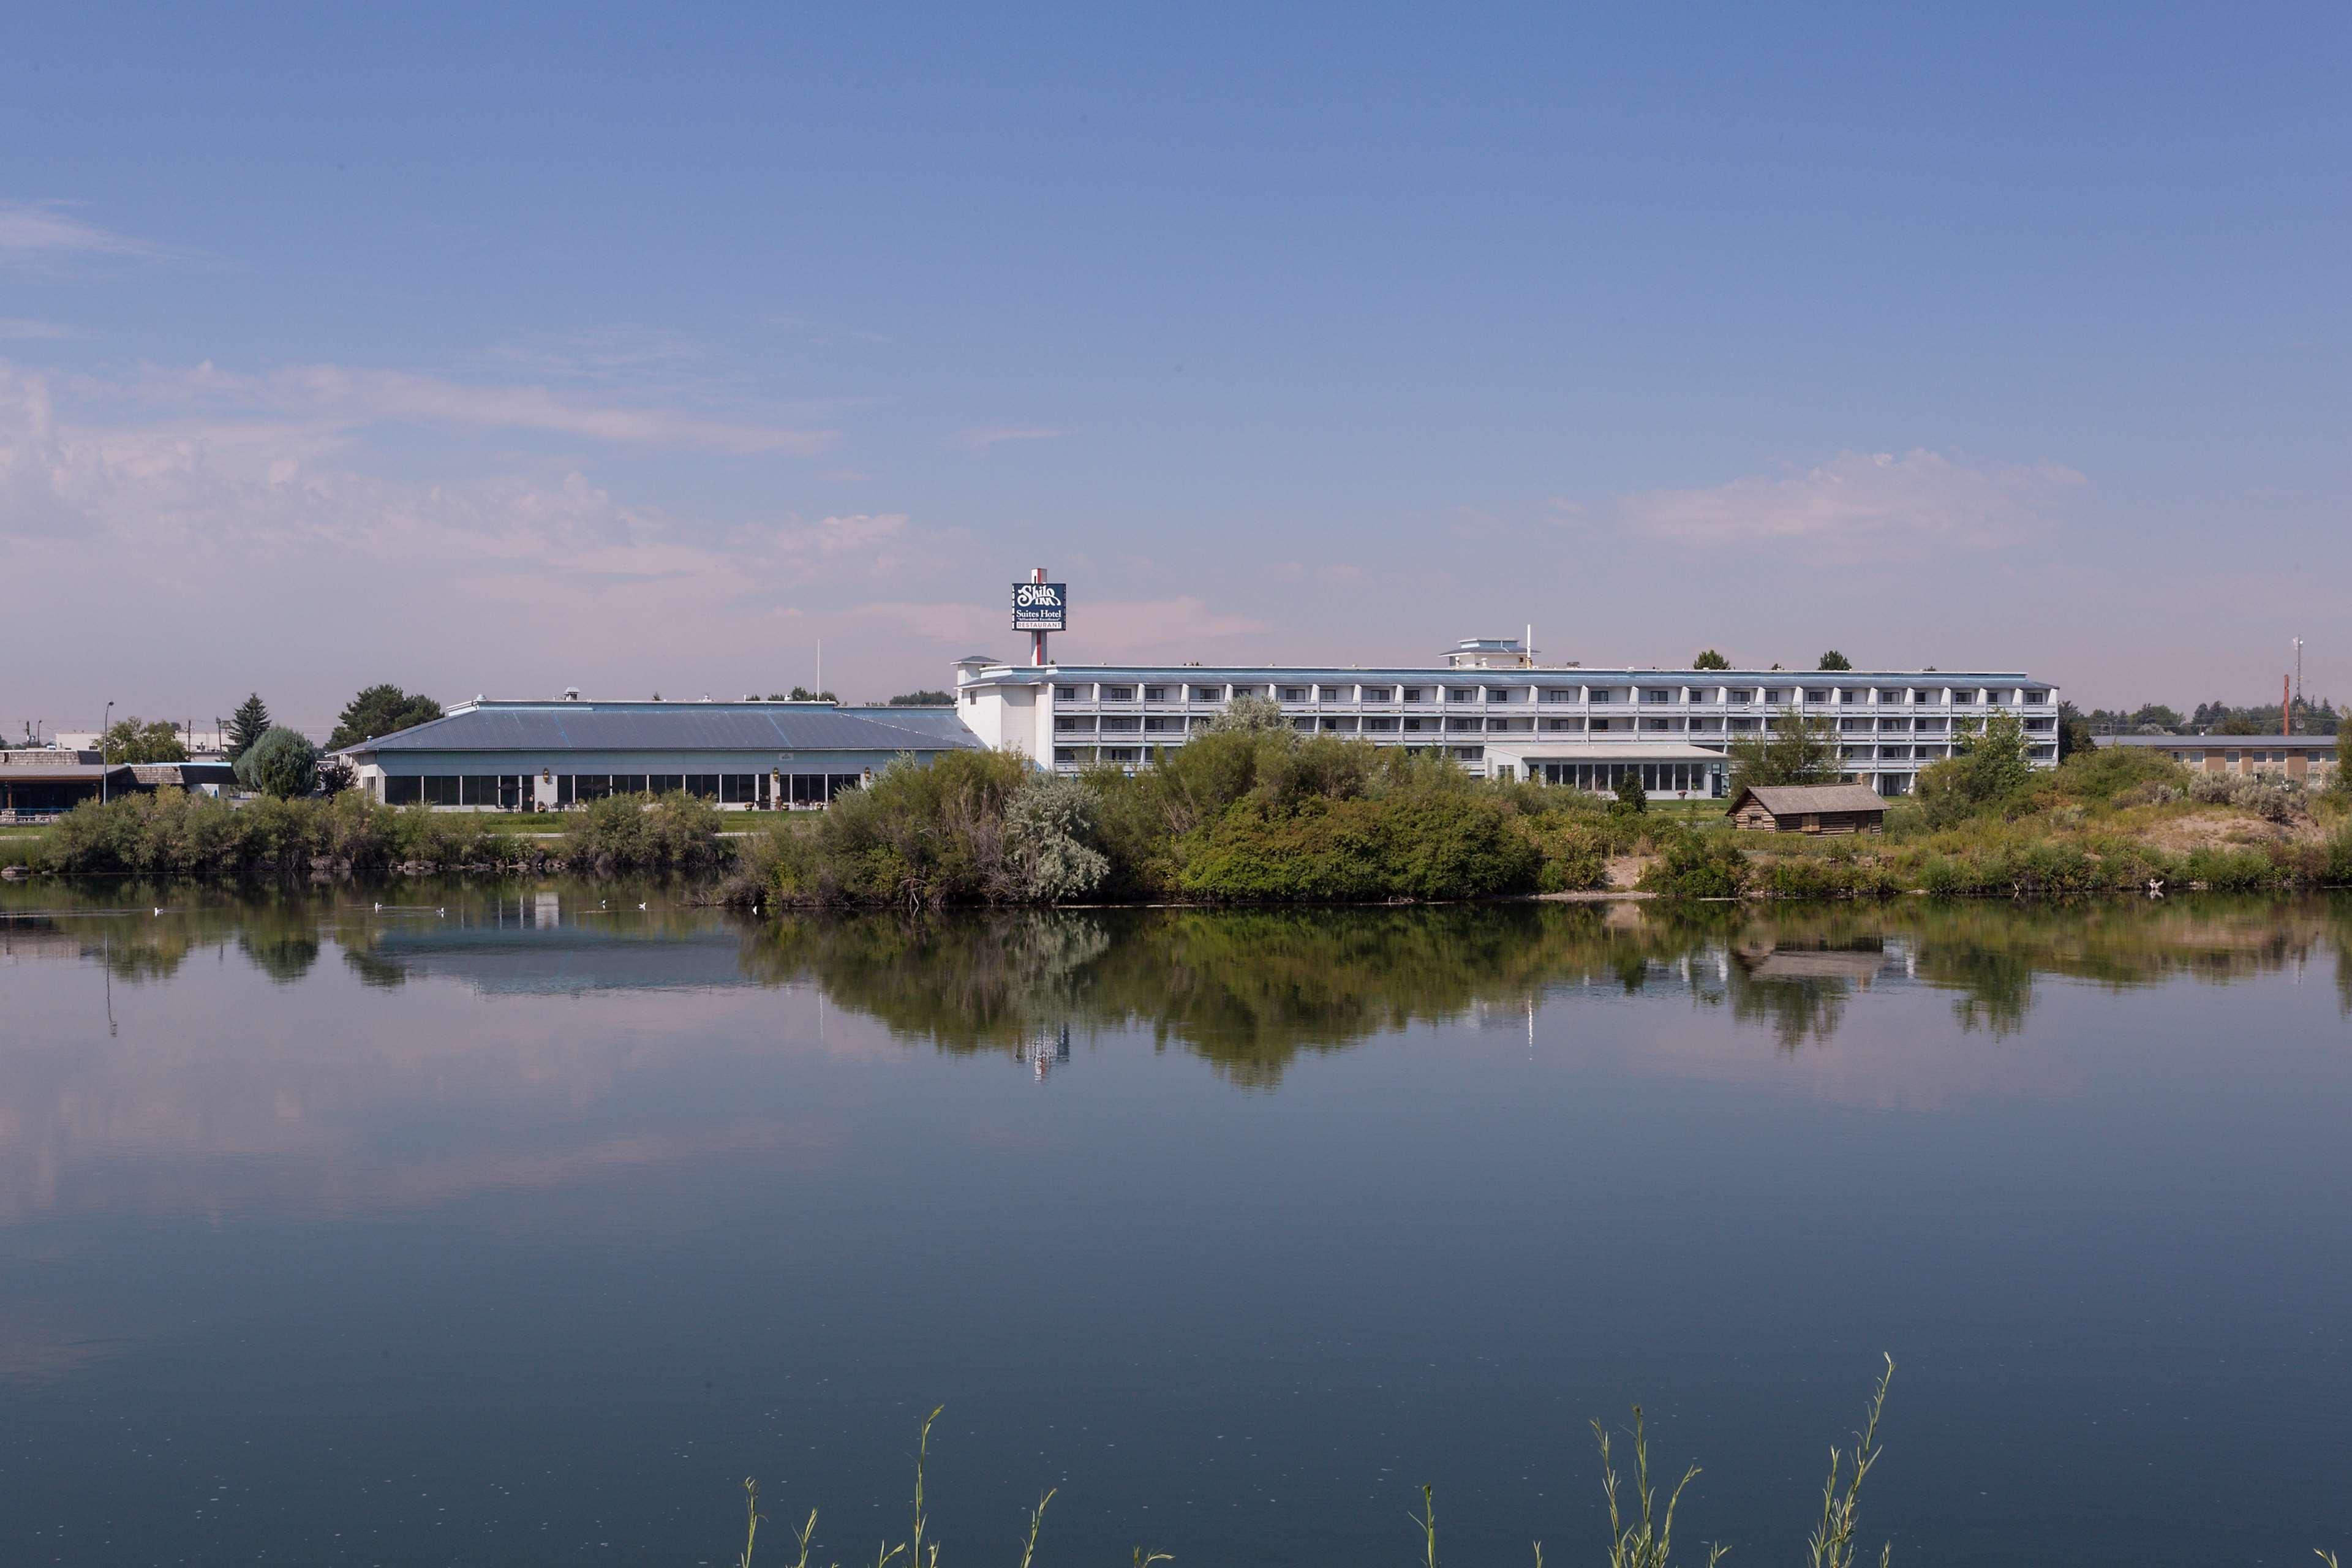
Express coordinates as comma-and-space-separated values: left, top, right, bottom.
733, 1363, 2119, 1568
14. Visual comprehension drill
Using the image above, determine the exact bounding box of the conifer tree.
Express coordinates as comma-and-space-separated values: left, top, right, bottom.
225, 693, 272, 761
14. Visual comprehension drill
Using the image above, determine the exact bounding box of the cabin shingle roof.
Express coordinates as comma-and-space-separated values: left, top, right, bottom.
1727, 784, 1887, 816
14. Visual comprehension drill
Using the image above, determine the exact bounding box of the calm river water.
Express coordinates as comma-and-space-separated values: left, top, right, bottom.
2, 884, 2346, 1566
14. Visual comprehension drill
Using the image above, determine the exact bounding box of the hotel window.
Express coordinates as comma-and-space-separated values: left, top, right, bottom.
1142, 685, 1169, 701
1589, 717, 1615, 732
1099, 747, 1139, 764
2025, 690, 2049, 704
963, 690, 978, 704
649, 774, 685, 795
1363, 716, 1398, 732
1230, 685, 1262, 698
1054, 716, 1090, 733
1541, 717, 1583, 731
1054, 685, 1081, 701
1280, 686, 1308, 701
1839, 688, 1863, 704
383, 775, 422, 805
1643, 717, 1672, 731
1320, 684, 1354, 700
1447, 687, 1477, 703
1542, 687, 1576, 702
1191, 685, 1223, 701
1642, 688, 1672, 703
720, 774, 760, 804
1054, 748, 1082, 766
1804, 688, 1830, 703
1291, 717, 1316, 732
1728, 689, 1754, 704
1759, 688, 1784, 704
1400, 687, 1427, 702
1587, 688, 1613, 702
1101, 685, 1135, 701
1143, 717, 1182, 733
1729, 717, 1758, 731
1099, 717, 1140, 733
1877, 688, 1904, 703
1362, 686, 1393, 702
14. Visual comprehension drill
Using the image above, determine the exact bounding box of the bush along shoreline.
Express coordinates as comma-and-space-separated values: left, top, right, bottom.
17, 712, 2352, 902
736, 709, 2352, 908
14, 788, 732, 882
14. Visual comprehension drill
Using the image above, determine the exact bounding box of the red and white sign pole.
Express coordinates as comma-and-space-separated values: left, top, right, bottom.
1031, 565, 1050, 666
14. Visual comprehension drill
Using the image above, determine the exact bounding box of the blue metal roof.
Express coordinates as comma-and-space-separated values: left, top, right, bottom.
339, 702, 982, 756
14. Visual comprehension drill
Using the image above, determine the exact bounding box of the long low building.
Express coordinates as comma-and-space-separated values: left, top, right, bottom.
2101, 733, 2339, 784
336, 698, 982, 810
954, 636, 2060, 798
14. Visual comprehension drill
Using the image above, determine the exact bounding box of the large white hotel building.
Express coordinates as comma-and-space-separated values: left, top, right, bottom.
954, 636, 2059, 799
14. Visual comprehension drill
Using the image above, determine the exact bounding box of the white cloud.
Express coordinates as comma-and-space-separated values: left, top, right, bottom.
0, 318, 79, 341
1620, 450, 2085, 554
951, 425, 1069, 452
0, 200, 165, 263
91, 360, 837, 455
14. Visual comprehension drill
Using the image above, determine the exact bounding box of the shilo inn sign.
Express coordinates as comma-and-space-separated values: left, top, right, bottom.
1011, 581, 1068, 631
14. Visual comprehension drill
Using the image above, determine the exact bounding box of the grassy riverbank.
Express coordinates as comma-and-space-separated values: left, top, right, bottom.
10, 788, 731, 880
16, 732, 2350, 902
736, 725, 2352, 907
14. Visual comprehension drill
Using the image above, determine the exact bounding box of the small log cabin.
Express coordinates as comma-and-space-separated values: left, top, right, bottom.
1725, 783, 1887, 835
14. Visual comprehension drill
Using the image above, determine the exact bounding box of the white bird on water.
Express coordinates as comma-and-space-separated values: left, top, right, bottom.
152, 907, 162, 916
638, 902, 647, 911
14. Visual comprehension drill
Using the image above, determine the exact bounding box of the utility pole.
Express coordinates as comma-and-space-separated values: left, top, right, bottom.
2291, 637, 2304, 733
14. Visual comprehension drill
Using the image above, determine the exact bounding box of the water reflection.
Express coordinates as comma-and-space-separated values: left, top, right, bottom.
4, 883, 2350, 1565
8, 883, 2351, 1071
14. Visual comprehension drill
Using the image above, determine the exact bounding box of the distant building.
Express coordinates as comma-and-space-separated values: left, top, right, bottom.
0, 755, 145, 818
333, 697, 983, 810
2103, 733, 2339, 785
1725, 783, 1888, 834
955, 636, 2061, 798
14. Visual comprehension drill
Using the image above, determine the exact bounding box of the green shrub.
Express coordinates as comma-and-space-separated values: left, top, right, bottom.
2182, 844, 2284, 891
233, 726, 320, 798
564, 791, 729, 873
1638, 829, 1747, 899
35, 789, 549, 880
1177, 790, 1538, 903
1516, 814, 1610, 892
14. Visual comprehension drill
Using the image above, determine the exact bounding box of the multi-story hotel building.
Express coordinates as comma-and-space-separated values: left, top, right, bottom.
954, 637, 2060, 799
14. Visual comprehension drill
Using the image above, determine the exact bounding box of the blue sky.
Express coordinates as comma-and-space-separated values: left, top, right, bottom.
4, 3, 2345, 732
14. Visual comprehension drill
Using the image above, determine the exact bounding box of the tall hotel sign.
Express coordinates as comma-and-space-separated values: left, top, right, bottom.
1011, 581, 1068, 631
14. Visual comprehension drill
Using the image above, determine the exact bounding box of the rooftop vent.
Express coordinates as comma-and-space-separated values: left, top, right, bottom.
564, 688, 580, 702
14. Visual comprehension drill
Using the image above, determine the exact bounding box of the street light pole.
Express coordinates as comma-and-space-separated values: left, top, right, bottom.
101, 700, 115, 804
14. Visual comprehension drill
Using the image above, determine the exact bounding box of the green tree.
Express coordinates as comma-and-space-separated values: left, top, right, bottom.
1915, 710, 2033, 824
326, 685, 443, 750
1727, 713, 1840, 791
1692, 649, 1730, 670
2056, 701, 2097, 761
782, 686, 838, 703
100, 717, 189, 764
2130, 703, 2184, 731
234, 726, 319, 798
1203, 693, 1292, 734
225, 693, 272, 761
1817, 650, 1853, 671
1613, 769, 1648, 814
887, 690, 956, 707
